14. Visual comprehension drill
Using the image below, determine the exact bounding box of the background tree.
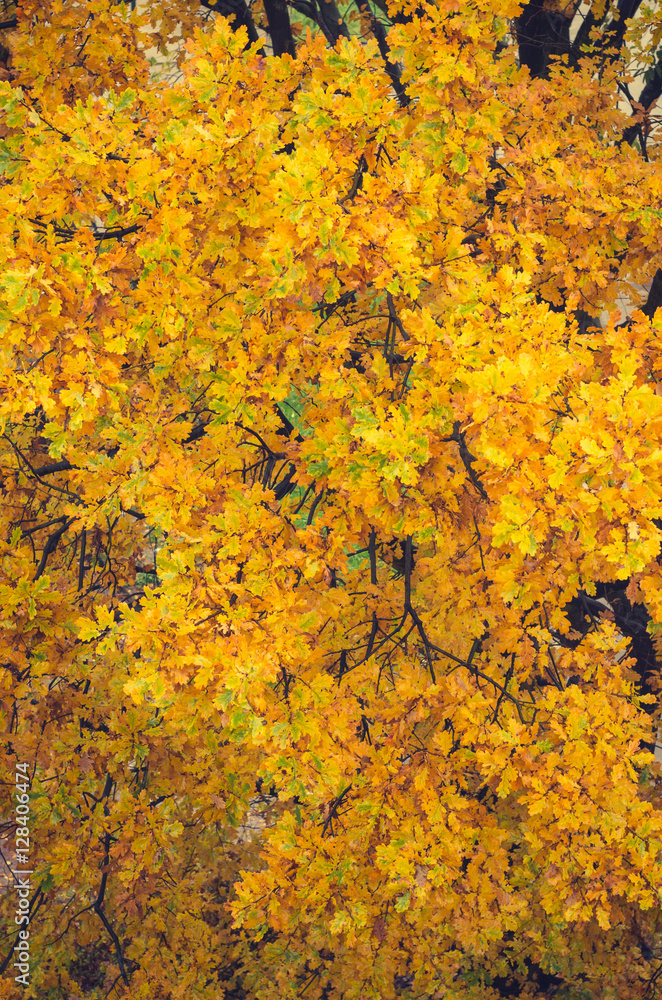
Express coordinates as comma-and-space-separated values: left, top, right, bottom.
2, 0, 662, 998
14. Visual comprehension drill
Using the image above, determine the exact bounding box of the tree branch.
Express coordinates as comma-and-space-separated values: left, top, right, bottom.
200, 0, 263, 49
77, 527, 87, 592
442, 422, 488, 499
602, 0, 644, 58
290, 0, 349, 45
321, 784, 353, 837
621, 55, 662, 148
642, 270, 662, 319
30, 217, 144, 244
263, 0, 295, 56
516, 2, 571, 77
34, 518, 76, 580
0, 890, 45, 974
34, 460, 74, 476
95, 830, 130, 986
353, 0, 409, 106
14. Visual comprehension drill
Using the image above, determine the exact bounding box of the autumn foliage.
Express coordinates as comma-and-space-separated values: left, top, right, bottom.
2, 0, 662, 996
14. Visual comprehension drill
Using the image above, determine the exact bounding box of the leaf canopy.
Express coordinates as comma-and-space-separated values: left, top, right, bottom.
2, 0, 662, 998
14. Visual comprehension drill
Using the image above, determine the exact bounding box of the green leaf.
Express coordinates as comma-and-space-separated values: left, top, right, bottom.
395, 891, 410, 912
451, 150, 469, 175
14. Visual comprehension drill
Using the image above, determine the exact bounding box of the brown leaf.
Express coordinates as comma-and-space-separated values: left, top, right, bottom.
372, 918, 387, 943
626, 575, 642, 604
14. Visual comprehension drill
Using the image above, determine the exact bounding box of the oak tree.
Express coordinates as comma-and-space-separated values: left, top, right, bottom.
2, 0, 662, 998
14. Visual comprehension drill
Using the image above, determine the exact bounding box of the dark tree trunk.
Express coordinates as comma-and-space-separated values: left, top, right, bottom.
262, 0, 295, 57
516, 1, 571, 78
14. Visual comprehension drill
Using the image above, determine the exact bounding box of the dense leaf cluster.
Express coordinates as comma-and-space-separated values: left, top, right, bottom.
2, 0, 662, 998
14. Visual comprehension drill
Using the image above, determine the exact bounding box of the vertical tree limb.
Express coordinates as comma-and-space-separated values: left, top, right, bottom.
263, 0, 296, 56
354, 0, 409, 106
200, 0, 263, 49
